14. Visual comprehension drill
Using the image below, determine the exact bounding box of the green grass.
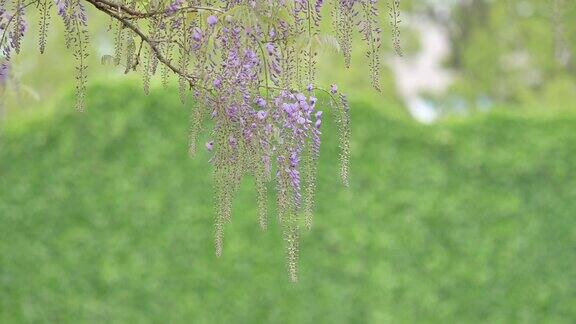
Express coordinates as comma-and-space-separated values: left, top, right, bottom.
1, 84, 575, 323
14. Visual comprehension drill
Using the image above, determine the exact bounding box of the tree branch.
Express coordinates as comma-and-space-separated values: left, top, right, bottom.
85, 0, 198, 88
89, 0, 223, 19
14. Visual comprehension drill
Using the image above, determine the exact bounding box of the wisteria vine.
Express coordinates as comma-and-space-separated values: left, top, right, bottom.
1, 0, 402, 281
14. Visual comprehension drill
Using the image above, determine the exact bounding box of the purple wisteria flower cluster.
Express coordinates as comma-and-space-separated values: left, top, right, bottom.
0, 0, 401, 281
0, 0, 27, 60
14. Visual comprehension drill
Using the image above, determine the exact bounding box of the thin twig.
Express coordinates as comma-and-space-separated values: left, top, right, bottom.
90, 0, 223, 19
85, 0, 197, 87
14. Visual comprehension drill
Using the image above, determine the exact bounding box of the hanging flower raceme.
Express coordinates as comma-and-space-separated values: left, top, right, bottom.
0, 60, 8, 87
0, 0, 401, 282
0, 2, 27, 60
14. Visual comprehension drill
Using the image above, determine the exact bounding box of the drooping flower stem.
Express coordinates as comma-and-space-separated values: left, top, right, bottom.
0, 0, 400, 281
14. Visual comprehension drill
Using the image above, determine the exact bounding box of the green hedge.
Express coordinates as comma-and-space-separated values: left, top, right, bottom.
1, 84, 574, 323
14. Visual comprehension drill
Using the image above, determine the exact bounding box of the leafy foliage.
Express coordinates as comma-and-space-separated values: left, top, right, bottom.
1, 84, 575, 322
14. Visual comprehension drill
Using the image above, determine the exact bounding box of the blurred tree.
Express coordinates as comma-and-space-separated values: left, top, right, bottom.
447, 0, 576, 108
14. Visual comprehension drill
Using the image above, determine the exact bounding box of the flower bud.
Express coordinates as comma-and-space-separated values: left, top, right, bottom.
207, 15, 218, 27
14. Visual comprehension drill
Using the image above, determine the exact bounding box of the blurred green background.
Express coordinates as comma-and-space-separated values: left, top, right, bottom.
1, 0, 576, 323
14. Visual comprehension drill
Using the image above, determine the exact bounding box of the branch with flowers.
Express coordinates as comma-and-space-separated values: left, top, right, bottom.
0, 0, 401, 282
